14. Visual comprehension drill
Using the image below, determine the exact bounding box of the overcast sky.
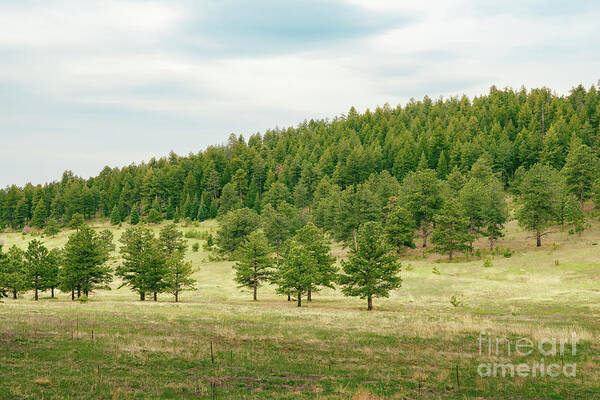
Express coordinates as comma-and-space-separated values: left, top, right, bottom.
1, 0, 599, 187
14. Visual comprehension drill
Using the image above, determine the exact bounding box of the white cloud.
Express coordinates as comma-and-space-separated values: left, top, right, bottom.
0, 1, 183, 48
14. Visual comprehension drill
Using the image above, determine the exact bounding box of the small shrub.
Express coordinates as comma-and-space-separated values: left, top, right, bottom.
503, 248, 513, 258
483, 257, 493, 268
552, 242, 559, 251
592, 242, 598, 246
192, 242, 200, 252
203, 234, 214, 251
185, 230, 203, 239
554, 259, 560, 266
432, 267, 440, 275
449, 295, 463, 307
404, 263, 414, 271
78, 294, 88, 303
568, 229, 574, 235
475, 249, 482, 259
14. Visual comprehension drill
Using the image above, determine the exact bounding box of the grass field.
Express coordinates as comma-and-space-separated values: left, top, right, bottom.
1, 216, 600, 399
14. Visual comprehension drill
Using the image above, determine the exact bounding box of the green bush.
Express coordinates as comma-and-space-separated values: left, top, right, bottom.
449, 295, 463, 307
147, 209, 162, 224
185, 230, 203, 239
192, 242, 200, 252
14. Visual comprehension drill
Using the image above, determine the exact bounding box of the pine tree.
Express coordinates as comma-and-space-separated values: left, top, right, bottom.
45, 248, 61, 298
0, 247, 7, 299
32, 198, 47, 229
482, 178, 508, 250
401, 169, 443, 247
160, 223, 195, 302
384, 205, 416, 255
562, 141, 599, 207
334, 184, 381, 243
292, 222, 336, 301
44, 218, 60, 237
339, 221, 401, 311
564, 196, 586, 235
216, 208, 260, 254
117, 226, 168, 301
262, 182, 292, 210
61, 226, 113, 298
110, 205, 121, 225
130, 206, 140, 225
164, 253, 195, 302
24, 239, 52, 300
70, 213, 85, 230
147, 208, 162, 224
261, 202, 304, 259
234, 231, 273, 300
516, 164, 562, 247
273, 239, 316, 307
431, 199, 473, 260
0, 245, 26, 299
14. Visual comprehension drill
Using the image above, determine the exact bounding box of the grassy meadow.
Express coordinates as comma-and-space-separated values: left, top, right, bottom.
1, 216, 600, 399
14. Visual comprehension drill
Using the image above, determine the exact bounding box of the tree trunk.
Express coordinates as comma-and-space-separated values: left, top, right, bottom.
77, 287, 81, 298
140, 292, 145, 301
253, 282, 257, 301
153, 292, 157, 301
367, 295, 373, 311
307, 289, 311, 302
421, 224, 428, 247
12, 289, 17, 299
175, 291, 179, 303
35, 287, 38, 301
51, 287, 55, 298
71, 289, 75, 300
449, 249, 453, 261
489, 235, 494, 251
83, 288, 88, 296
536, 230, 541, 247
297, 291, 302, 307
287, 293, 291, 301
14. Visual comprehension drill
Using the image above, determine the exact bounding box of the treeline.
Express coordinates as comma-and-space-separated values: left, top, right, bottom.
1, 144, 598, 309
0, 222, 195, 302
1, 85, 600, 231
214, 148, 598, 309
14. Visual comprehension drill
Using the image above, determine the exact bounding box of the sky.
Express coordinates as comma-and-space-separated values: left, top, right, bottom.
1, 0, 599, 187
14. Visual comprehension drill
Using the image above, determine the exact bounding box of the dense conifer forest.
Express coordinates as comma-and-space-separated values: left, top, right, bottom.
2, 84, 599, 239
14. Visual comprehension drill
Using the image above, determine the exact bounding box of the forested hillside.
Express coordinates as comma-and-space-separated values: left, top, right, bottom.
2, 84, 599, 234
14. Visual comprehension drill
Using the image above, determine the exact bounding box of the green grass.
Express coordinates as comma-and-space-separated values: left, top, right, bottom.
1, 218, 600, 399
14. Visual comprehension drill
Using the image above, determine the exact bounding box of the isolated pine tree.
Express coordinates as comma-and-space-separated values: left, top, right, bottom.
339, 222, 401, 311
234, 231, 273, 300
